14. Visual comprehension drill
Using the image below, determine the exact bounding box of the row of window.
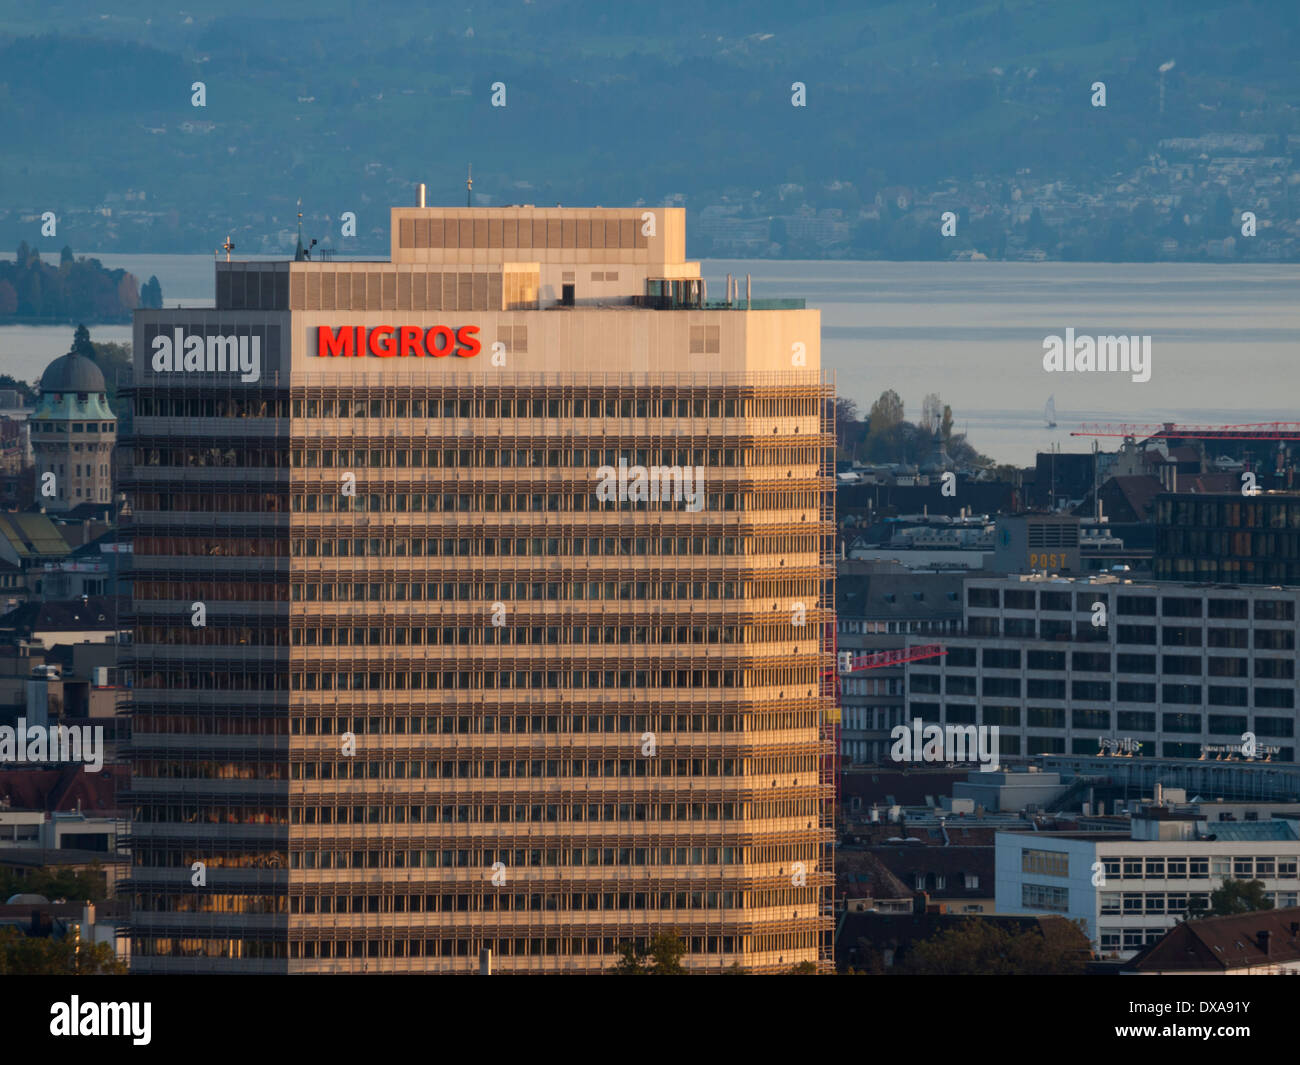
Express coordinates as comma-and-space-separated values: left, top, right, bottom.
131, 487, 819, 523
288, 579, 810, 603
968, 588, 1296, 619
132, 934, 806, 962
131, 576, 822, 605
141, 620, 819, 648
930, 641, 1295, 672
915, 676, 1297, 701
134, 443, 819, 470
140, 754, 779, 782
128, 843, 813, 871
129, 710, 803, 738
287, 667, 812, 693
132, 665, 823, 696
135, 888, 805, 916
914, 703, 1296, 734
1157, 497, 1300, 530
1100, 855, 1300, 880
290, 534, 812, 558
961, 621, 1290, 645
31, 421, 114, 433
134, 394, 824, 420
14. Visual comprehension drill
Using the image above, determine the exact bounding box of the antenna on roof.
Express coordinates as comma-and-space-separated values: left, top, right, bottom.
294, 198, 317, 261
467, 165, 473, 208
222, 235, 235, 262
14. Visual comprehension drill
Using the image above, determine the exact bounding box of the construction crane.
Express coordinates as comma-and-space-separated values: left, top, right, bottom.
836, 643, 947, 674
818, 636, 947, 809
1071, 422, 1300, 441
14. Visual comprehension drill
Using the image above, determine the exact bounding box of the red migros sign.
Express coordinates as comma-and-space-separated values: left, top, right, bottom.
316, 325, 481, 359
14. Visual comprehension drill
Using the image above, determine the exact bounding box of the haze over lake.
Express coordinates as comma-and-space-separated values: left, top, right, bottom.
3, 255, 1296, 467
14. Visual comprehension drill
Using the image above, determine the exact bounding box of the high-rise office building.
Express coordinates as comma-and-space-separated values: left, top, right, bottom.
124, 202, 836, 972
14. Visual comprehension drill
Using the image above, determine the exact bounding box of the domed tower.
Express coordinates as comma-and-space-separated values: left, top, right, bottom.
30, 352, 117, 513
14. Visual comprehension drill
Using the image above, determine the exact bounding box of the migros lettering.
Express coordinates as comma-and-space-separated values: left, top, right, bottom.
317, 325, 481, 360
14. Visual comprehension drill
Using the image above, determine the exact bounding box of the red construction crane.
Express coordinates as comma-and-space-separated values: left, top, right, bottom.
818, 640, 948, 809
837, 643, 948, 673
1072, 422, 1300, 441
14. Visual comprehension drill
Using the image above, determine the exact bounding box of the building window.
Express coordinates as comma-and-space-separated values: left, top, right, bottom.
1022, 884, 1069, 912
1021, 849, 1069, 877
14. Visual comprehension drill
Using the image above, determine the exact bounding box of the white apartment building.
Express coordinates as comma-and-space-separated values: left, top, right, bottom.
995, 812, 1300, 958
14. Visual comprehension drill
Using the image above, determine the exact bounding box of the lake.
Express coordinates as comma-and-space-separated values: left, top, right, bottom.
2, 254, 1296, 466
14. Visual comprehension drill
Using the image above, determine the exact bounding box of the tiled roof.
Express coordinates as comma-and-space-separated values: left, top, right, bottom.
1125, 906, 1300, 972
837, 851, 912, 899
0, 595, 126, 634
0, 765, 125, 814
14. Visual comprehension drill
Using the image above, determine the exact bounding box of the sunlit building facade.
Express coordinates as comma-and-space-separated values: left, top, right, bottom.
125, 202, 836, 972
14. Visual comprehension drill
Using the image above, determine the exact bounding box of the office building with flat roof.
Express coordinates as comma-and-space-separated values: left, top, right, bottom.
123, 201, 836, 972
906, 574, 1299, 764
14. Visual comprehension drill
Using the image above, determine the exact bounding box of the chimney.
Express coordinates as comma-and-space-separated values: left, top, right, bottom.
416, 183, 426, 208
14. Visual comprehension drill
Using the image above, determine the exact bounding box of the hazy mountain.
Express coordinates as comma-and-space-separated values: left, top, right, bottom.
0, 0, 1295, 256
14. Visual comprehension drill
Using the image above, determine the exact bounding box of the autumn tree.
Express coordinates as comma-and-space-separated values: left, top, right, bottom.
898, 919, 1088, 975
0, 927, 125, 975
867, 389, 904, 433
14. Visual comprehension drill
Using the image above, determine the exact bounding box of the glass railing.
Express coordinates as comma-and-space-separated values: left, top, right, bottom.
633, 295, 806, 310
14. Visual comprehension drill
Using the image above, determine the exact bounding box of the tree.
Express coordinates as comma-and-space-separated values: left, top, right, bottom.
899, 919, 1088, 975
71, 323, 96, 360
140, 275, 164, 309
867, 389, 904, 434
940, 404, 954, 443
59, 245, 74, 267
0, 863, 107, 903
0, 927, 125, 975
611, 932, 687, 974
834, 396, 863, 460
789, 960, 818, 974
1187, 878, 1273, 920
